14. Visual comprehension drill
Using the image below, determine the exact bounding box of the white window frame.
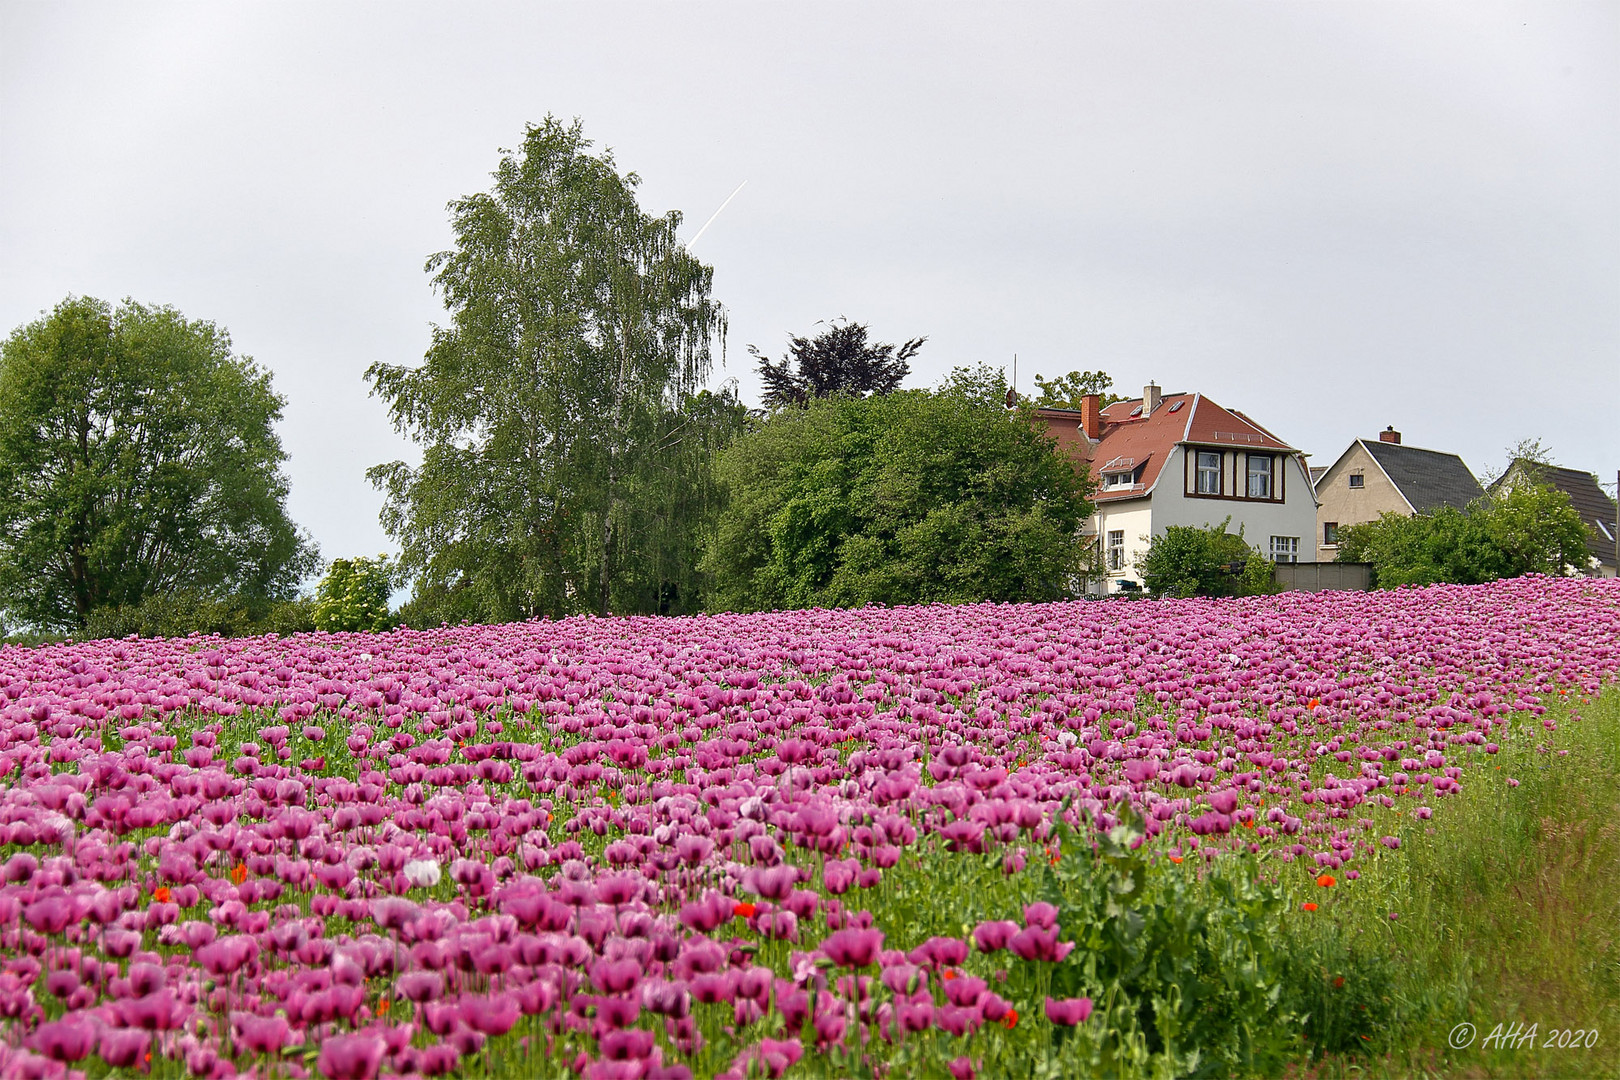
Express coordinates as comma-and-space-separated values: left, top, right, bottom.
1246, 454, 1274, 500
1107, 530, 1125, 570
1195, 451, 1221, 494
1104, 472, 1133, 490
1270, 535, 1299, 563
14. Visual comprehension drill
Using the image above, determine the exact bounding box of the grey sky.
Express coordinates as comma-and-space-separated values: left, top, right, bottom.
3, 1, 1616, 569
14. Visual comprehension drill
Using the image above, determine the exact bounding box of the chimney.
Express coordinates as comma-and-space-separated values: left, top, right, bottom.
1142, 382, 1161, 417
1379, 426, 1401, 444
1080, 393, 1101, 440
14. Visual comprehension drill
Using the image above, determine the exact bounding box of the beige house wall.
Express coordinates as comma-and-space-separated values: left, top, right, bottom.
1314, 442, 1413, 561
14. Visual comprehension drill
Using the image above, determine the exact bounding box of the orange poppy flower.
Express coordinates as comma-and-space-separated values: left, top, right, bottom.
230, 863, 248, 885
733, 902, 756, 919
1168, 855, 1183, 864
152, 886, 171, 904
1316, 874, 1336, 888
942, 969, 957, 981
1301, 902, 1318, 912
377, 997, 391, 1014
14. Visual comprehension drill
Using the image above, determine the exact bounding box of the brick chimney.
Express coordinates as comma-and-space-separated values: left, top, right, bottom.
1080, 393, 1101, 440
1142, 382, 1161, 418
1379, 426, 1401, 444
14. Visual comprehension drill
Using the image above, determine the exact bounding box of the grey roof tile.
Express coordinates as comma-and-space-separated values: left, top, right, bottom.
1362, 441, 1484, 513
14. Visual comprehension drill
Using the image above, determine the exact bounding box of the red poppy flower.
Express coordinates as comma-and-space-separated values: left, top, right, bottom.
1002, 1009, 1019, 1030
1316, 874, 1336, 888
733, 902, 756, 919
1301, 902, 1318, 912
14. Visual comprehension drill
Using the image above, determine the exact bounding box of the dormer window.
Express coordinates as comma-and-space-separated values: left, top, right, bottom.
1104, 470, 1135, 490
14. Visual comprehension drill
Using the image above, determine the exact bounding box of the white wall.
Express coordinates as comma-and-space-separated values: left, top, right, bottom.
1089, 447, 1319, 594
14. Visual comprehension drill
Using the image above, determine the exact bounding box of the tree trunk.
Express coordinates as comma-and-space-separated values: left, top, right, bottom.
599, 313, 635, 617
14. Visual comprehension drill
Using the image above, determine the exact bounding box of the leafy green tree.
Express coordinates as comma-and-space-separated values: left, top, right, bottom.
1135, 519, 1259, 598
0, 296, 319, 632
1031, 369, 1127, 410
750, 320, 923, 409
313, 555, 397, 632
1336, 483, 1591, 587
366, 117, 733, 622
703, 365, 1095, 610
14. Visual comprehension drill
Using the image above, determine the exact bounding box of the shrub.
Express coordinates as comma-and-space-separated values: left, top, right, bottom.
312, 555, 397, 633
81, 591, 315, 640
1136, 519, 1274, 598
1337, 482, 1591, 587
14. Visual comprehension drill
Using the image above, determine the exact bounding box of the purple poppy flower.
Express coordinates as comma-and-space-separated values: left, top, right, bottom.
820, 927, 884, 968
597, 994, 642, 1028
317, 1033, 387, 1080
1045, 996, 1094, 1025
120, 989, 184, 1031
972, 920, 1020, 953
31, 1016, 96, 1062
591, 957, 642, 995
24, 895, 74, 934
1010, 925, 1074, 963
600, 1027, 657, 1061
98, 1028, 150, 1068
395, 970, 443, 1003
1023, 902, 1059, 931
460, 992, 520, 1037
235, 1013, 292, 1055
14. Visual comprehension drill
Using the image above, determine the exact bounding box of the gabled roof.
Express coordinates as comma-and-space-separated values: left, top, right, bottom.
1490, 460, 1618, 568
1361, 441, 1484, 513
1088, 391, 1301, 503
1310, 466, 1329, 487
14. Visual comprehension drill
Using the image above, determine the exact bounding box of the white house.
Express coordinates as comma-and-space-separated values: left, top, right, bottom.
1036, 383, 1319, 595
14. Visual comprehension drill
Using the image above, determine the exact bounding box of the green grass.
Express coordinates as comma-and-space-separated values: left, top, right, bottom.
1285, 685, 1620, 1079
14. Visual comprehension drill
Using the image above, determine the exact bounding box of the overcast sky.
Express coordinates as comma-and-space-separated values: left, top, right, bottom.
3, 1, 1616, 569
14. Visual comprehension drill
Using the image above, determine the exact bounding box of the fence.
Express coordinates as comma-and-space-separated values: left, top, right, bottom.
1273, 561, 1371, 593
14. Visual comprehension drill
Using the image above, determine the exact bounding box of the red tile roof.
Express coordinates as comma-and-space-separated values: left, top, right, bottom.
1070, 392, 1301, 503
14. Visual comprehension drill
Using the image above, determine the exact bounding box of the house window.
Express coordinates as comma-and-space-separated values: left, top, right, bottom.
1107, 530, 1125, 570
1270, 536, 1299, 563
1195, 451, 1221, 494
1347, 473, 1364, 489
1323, 522, 1339, 545
1246, 455, 1274, 499
1104, 471, 1133, 490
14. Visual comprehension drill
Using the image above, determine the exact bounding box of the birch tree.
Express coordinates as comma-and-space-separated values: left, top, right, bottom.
366, 117, 733, 621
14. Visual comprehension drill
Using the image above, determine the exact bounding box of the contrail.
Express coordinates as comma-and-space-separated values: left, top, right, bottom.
685, 180, 748, 251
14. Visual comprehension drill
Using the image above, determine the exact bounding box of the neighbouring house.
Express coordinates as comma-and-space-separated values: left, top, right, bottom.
1488, 460, 1619, 578
1036, 383, 1318, 595
1312, 429, 1484, 562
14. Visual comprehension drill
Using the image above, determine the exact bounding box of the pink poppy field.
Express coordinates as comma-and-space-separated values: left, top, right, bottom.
0, 577, 1617, 1079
